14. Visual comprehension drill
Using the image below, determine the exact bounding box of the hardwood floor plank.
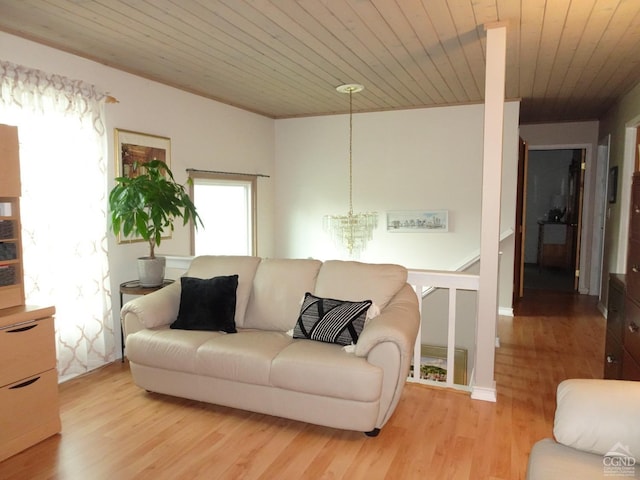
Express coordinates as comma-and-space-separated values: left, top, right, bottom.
299, 429, 364, 479
256, 426, 333, 480
0, 292, 606, 480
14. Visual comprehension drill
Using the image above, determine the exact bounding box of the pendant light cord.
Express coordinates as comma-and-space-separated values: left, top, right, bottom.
348, 89, 354, 216
325, 83, 376, 258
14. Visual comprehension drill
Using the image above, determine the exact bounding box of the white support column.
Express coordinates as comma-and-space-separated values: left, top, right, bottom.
472, 22, 507, 402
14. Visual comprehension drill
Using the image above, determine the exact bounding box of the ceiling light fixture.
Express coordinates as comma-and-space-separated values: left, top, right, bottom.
323, 83, 378, 258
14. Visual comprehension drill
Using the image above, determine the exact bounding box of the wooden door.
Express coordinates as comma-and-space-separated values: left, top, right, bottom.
568, 150, 586, 291
513, 138, 528, 303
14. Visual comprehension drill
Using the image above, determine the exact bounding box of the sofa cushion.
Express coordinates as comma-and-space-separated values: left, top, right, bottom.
270, 340, 383, 402
314, 260, 407, 310
554, 379, 640, 458
185, 256, 261, 328
293, 292, 372, 346
196, 330, 293, 386
244, 258, 322, 331
526, 439, 612, 480
126, 327, 223, 373
170, 275, 238, 333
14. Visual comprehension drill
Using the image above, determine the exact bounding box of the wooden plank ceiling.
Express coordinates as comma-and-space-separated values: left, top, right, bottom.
0, 0, 639, 123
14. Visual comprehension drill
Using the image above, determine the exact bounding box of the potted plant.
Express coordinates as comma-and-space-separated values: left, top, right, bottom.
108, 159, 202, 287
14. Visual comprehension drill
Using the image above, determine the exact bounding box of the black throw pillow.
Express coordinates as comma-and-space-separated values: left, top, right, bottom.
293, 292, 372, 346
170, 275, 238, 333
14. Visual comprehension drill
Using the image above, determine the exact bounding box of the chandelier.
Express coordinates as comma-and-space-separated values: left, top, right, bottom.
323, 84, 378, 258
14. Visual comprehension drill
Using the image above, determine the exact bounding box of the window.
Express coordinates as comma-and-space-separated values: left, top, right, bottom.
190, 172, 256, 256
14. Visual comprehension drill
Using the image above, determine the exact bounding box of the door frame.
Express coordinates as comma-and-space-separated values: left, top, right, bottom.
513, 138, 527, 303
571, 149, 586, 291
513, 143, 595, 296
595, 135, 611, 304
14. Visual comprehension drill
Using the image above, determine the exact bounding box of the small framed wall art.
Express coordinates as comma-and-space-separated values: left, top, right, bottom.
387, 210, 449, 232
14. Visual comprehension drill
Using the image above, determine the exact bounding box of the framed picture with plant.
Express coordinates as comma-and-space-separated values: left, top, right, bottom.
110, 129, 201, 287
114, 129, 172, 243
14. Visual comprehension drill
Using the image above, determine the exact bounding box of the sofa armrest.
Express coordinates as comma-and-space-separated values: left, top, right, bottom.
355, 283, 420, 359
121, 281, 181, 334
553, 379, 640, 457
354, 283, 419, 429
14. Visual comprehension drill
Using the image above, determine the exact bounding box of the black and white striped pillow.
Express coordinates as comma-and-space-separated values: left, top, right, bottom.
293, 292, 372, 346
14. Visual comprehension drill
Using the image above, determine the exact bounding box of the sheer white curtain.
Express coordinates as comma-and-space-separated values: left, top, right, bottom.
0, 60, 115, 381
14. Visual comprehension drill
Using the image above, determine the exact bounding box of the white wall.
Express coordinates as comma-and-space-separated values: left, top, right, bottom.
274, 101, 521, 311
0, 32, 276, 354
598, 80, 640, 308
519, 121, 600, 294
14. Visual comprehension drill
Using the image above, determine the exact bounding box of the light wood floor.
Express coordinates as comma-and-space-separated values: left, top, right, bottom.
0, 291, 605, 480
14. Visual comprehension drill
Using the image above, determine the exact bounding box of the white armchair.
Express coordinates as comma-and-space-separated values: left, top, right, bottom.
527, 379, 640, 479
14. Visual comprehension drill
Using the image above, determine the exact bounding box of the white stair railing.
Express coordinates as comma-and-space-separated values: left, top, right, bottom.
407, 228, 514, 392
407, 269, 480, 391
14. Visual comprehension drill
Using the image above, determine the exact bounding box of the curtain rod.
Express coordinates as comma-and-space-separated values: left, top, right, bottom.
186, 168, 270, 178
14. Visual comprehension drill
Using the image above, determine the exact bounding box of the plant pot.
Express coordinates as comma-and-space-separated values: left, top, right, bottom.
137, 256, 166, 287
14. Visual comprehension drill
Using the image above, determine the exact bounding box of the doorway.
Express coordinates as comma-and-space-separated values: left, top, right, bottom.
522, 148, 585, 294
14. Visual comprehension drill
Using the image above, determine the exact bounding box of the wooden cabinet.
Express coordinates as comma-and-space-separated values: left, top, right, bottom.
0, 305, 60, 462
626, 173, 640, 303
0, 124, 23, 310
0, 197, 24, 310
606, 274, 640, 381
0, 124, 20, 197
623, 298, 640, 380
537, 222, 573, 270
610, 172, 640, 381
0, 124, 60, 461
622, 349, 640, 380
626, 173, 640, 379
604, 274, 625, 379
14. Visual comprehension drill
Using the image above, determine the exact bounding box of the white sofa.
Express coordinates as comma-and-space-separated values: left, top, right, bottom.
121, 255, 420, 436
527, 379, 640, 479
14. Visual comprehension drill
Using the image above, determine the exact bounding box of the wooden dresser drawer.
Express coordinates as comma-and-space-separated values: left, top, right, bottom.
607, 276, 625, 342
624, 306, 640, 367
604, 334, 624, 379
0, 316, 55, 387
0, 305, 55, 329
627, 240, 640, 301
0, 369, 61, 462
631, 177, 640, 242
622, 349, 640, 381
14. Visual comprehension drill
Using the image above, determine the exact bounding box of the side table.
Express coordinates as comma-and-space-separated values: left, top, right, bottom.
119, 279, 174, 362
